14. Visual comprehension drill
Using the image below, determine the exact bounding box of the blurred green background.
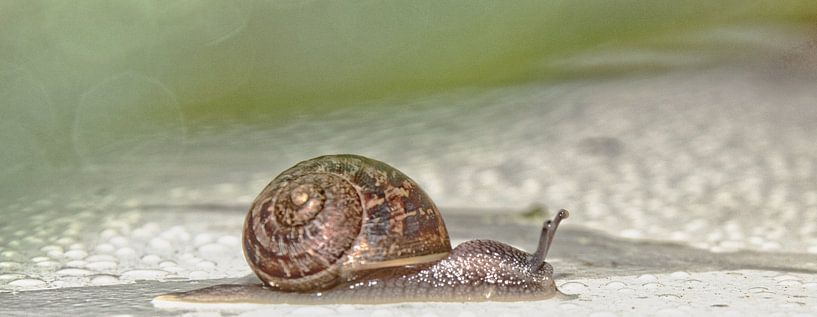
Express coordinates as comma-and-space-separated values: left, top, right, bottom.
2, 1, 817, 198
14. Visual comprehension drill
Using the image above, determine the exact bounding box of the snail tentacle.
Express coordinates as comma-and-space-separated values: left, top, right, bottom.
529, 209, 569, 272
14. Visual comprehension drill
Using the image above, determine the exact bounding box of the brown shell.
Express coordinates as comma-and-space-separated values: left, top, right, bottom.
243, 154, 452, 291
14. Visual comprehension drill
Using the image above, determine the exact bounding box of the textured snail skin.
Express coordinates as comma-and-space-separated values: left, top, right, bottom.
156, 239, 563, 304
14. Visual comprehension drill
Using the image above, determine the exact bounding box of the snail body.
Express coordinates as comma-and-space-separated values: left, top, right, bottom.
154, 155, 569, 305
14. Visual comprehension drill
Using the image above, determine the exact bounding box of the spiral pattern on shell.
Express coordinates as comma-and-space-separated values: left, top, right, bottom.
243, 155, 452, 291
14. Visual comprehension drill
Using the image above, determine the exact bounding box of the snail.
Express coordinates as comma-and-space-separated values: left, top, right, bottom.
154, 154, 570, 305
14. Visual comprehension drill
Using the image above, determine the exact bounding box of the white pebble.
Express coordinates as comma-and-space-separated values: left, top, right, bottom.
36, 261, 61, 268
90, 275, 120, 285
120, 269, 168, 280
1, 250, 21, 258
778, 280, 802, 286
148, 238, 173, 252
86, 254, 117, 262
188, 271, 209, 280
0, 261, 22, 270
109, 236, 129, 247
56, 268, 93, 276
115, 247, 137, 258
685, 279, 705, 286
40, 245, 63, 253
6, 240, 21, 248
160, 226, 190, 241
559, 281, 588, 293
133, 223, 161, 239
95, 243, 116, 253
85, 261, 118, 271
9, 278, 46, 287
56, 237, 75, 245
194, 233, 214, 246
31, 256, 50, 263
670, 271, 691, 279
162, 265, 187, 274
217, 235, 240, 247
99, 229, 118, 240
0, 273, 26, 281
141, 254, 162, 265
774, 275, 799, 281
64, 250, 88, 260
637, 274, 658, 282
196, 261, 216, 270
198, 243, 227, 257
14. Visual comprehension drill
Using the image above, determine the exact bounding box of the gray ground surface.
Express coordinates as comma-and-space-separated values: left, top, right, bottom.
3, 212, 816, 317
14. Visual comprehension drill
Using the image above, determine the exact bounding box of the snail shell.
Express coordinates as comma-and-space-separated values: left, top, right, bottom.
243, 154, 451, 291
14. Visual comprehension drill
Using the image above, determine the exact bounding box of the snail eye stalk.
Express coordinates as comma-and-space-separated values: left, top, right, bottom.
529, 209, 569, 272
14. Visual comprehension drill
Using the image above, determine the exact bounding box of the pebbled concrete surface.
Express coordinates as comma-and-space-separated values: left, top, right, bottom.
3, 27, 817, 316
2, 213, 817, 316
